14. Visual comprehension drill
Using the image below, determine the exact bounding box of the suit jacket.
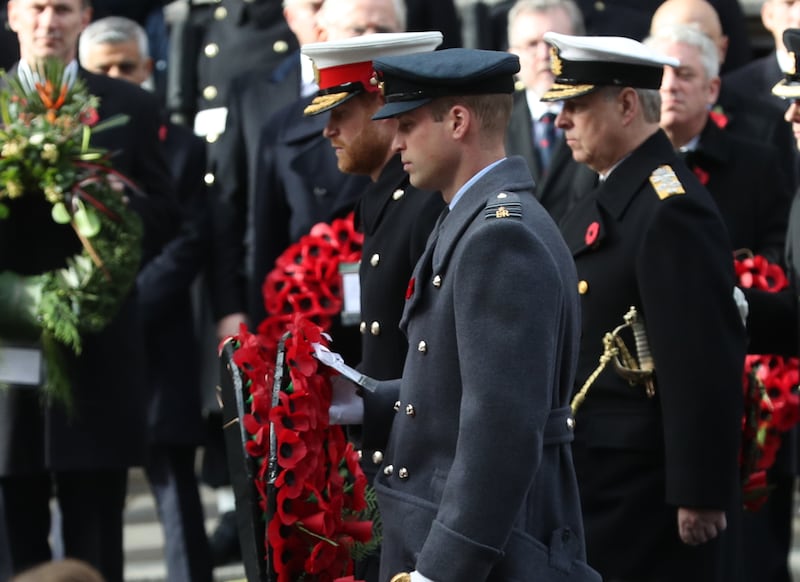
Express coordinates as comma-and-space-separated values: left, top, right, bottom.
505, 91, 577, 220
684, 118, 791, 264
138, 121, 210, 445
0, 67, 176, 474
723, 52, 785, 113
355, 156, 444, 475
250, 97, 369, 363
208, 52, 302, 320
560, 130, 746, 581
374, 157, 598, 582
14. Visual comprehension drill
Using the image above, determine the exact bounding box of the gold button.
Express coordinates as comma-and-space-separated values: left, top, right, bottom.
370, 253, 380, 267
372, 450, 384, 464
273, 40, 289, 53
405, 404, 416, 417
398, 467, 409, 479
356, 449, 363, 460
567, 417, 576, 430
392, 188, 405, 200
204, 43, 219, 58
383, 464, 394, 476
497, 192, 508, 199
417, 340, 427, 353
370, 321, 381, 336
204, 172, 215, 185
594, 1, 605, 10
393, 400, 401, 412
205, 132, 219, 144
202, 85, 217, 101
214, 6, 227, 20
359, 321, 367, 334
577, 280, 589, 295
432, 275, 442, 288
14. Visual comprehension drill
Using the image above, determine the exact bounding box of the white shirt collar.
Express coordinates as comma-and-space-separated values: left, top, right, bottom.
526, 89, 561, 121
449, 158, 506, 210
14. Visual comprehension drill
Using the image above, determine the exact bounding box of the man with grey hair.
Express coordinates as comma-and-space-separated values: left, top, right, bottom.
505, 0, 584, 219
542, 31, 747, 581
646, 24, 791, 263
80, 15, 214, 582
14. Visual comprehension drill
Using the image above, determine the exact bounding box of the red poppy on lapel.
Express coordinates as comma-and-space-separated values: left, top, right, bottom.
584, 221, 599, 246
709, 109, 729, 129
692, 166, 710, 186
405, 277, 415, 300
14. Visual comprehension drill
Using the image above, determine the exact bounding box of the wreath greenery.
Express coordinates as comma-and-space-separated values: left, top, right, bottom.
0, 59, 142, 407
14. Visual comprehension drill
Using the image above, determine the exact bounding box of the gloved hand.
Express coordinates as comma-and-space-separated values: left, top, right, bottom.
328, 374, 364, 424
733, 286, 749, 326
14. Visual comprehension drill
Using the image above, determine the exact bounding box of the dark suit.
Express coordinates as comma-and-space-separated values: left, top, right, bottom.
375, 157, 599, 582
683, 118, 791, 264
560, 130, 746, 581
138, 121, 213, 582
723, 52, 785, 113
0, 67, 176, 581
716, 82, 798, 189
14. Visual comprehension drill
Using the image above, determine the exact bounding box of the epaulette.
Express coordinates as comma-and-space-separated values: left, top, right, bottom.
484, 192, 522, 220
649, 165, 685, 200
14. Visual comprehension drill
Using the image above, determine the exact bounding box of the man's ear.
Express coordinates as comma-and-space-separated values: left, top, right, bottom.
708, 76, 721, 106
450, 104, 470, 139
618, 87, 639, 124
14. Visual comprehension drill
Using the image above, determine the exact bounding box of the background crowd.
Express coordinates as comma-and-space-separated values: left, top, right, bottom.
1, 0, 800, 581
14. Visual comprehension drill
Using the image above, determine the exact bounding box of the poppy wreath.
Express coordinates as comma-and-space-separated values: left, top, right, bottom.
258, 215, 363, 352
231, 214, 378, 581
735, 254, 800, 511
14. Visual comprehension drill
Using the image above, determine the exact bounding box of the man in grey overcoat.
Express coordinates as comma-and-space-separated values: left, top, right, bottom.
361, 48, 601, 582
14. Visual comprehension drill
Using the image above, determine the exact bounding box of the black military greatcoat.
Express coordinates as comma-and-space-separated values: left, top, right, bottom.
560, 130, 747, 581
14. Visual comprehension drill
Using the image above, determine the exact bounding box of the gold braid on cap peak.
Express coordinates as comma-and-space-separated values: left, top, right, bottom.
303, 92, 350, 116
549, 46, 563, 76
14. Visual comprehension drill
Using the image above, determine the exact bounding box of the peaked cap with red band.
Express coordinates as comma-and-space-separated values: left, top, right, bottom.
301, 31, 443, 116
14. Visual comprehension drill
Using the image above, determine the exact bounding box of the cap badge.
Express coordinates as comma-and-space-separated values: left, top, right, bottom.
550, 46, 563, 76
649, 165, 686, 200
369, 73, 379, 87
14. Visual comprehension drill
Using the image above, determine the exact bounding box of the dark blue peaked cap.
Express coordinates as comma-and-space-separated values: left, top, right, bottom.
371, 48, 520, 120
